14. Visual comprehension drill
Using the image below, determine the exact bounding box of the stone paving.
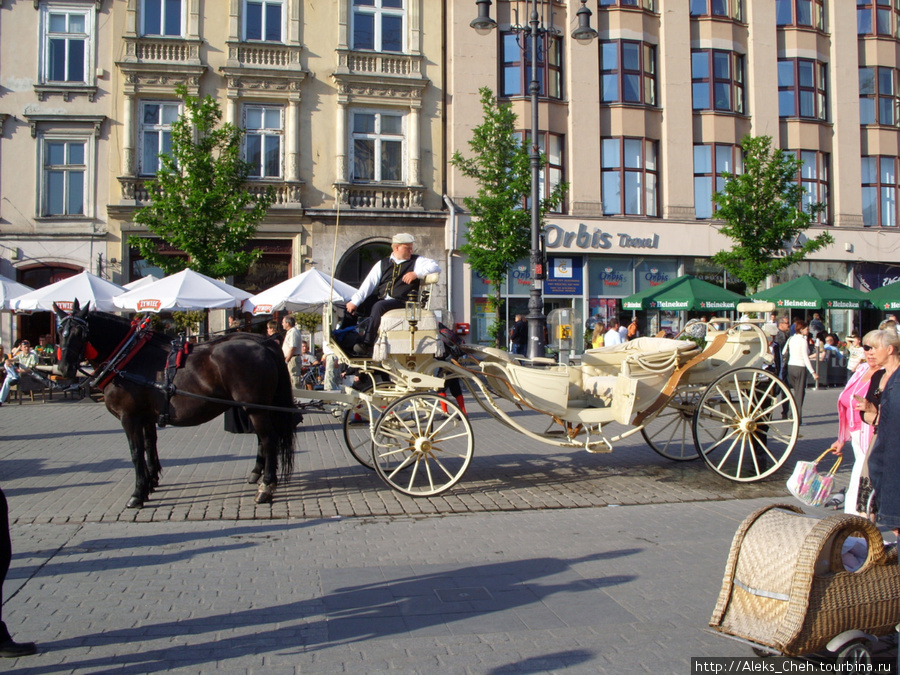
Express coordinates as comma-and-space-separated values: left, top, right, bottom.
0, 385, 889, 673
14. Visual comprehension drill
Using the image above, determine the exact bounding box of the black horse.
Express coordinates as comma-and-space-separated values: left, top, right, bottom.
55, 301, 296, 508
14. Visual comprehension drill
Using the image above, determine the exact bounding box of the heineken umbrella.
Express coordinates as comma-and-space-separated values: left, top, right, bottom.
864, 280, 900, 311
752, 275, 868, 310
621, 275, 747, 311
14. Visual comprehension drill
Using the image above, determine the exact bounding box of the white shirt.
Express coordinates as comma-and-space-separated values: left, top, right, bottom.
783, 333, 816, 375
604, 328, 623, 347
349, 253, 441, 306
282, 326, 302, 361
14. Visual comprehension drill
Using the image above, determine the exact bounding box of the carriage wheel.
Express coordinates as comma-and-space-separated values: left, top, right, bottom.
341, 381, 401, 470
693, 368, 798, 482
372, 392, 474, 497
641, 386, 703, 461
835, 640, 873, 667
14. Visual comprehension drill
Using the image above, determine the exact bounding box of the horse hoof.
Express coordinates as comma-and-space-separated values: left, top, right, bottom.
126, 497, 143, 509
248, 472, 261, 484
255, 482, 275, 504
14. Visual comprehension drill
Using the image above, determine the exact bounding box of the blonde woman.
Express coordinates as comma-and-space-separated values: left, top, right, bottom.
856, 327, 900, 529
591, 323, 605, 349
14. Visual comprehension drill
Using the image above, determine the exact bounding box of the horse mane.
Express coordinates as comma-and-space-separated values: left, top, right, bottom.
89, 312, 177, 351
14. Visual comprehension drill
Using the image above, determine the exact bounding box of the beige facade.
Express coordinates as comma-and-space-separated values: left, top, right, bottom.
445, 0, 900, 341
0, 0, 446, 344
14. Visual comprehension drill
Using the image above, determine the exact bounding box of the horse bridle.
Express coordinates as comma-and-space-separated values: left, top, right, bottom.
58, 313, 90, 366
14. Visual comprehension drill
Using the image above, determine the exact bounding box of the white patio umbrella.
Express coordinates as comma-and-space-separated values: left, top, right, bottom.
0, 275, 34, 310
122, 274, 162, 291
10, 271, 126, 313
242, 268, 358, 315
112, 268, 251, 313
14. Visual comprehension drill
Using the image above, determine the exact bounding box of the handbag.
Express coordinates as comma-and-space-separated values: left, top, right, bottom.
786, 450, 842, 507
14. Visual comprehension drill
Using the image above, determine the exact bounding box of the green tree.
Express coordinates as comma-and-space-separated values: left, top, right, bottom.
129, 85, 274, 278
451, 87, 566, 348
711, 135, 834, 293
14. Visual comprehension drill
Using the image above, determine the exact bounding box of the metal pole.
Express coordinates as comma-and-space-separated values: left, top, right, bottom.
526, 0, 546, 360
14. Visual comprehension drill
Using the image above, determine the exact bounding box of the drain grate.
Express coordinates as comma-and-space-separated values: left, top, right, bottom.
434, 587, 492, 602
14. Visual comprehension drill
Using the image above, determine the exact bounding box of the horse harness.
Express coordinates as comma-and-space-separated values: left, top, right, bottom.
60, 314, 299, 425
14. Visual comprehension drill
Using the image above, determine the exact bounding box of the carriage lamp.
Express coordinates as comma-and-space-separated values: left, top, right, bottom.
470, 0, 596, 360
406, 297, 422, 352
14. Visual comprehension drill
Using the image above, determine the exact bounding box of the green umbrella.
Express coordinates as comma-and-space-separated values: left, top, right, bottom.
621, 275, 747, 311
751, 275, 868, 310
864, 280, 900, 311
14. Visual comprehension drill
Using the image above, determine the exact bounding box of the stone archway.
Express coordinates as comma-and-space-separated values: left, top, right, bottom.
335, 239, 392, 288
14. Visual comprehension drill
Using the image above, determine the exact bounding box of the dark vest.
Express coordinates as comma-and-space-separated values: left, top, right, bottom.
376, 255, 420, 301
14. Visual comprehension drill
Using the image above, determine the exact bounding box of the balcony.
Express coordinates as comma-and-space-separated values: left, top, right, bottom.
221, 42, 306, 97
117, 37, 205, 96
332, 50, 428, 106
118, 177, 303, 209
335, 183, 424, 211
337, 50, 422, 78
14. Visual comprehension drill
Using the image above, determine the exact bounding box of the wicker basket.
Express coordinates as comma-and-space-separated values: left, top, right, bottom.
709, 503, 900, 656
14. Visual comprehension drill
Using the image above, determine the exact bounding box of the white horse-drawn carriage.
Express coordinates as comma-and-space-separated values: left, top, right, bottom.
299, 275, 799, 497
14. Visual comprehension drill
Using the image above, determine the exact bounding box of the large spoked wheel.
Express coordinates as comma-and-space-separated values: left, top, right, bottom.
372, 392, 474, 497
341, 381, 400, 470
693, 368, 799, 482
641, 386, 703, 461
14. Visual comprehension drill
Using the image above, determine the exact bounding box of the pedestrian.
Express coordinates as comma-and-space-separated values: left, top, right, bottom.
855, 328, 900, 531
0, 485, 37, 658
626, 317, 638, 341
772, 315, 790, 380
845, 333, 864, 373
782, 319, 818, 424
281, 316, 303, 391
826, 331, 880, 515
509, 314, 528, 355
809, 312, 826, 336
604, 319, 623, 347
590, 323, 604, 349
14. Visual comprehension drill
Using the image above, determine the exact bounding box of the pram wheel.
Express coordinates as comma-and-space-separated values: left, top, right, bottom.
835, 640, 872, 666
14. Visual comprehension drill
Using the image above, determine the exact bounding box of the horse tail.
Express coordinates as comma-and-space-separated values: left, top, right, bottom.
272, 351, 297, 482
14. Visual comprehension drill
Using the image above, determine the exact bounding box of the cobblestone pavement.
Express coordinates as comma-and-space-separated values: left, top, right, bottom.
2, 386, 887, 674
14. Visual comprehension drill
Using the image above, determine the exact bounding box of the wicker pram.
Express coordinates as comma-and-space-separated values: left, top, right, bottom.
709, 503, 900, 657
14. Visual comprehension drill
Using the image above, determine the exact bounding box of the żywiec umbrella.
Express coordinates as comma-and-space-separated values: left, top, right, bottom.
9, 271, 126, 313
243, 268, 358, 315
621, 275, 747, 311
122, 274, 162, 291
0, 275, 34, 310
752, 275, 869, 310
863, 280, 900, 311
113, 269, 251, 312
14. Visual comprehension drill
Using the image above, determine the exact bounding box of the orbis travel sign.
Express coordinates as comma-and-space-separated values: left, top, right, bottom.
545, 223, 660, 251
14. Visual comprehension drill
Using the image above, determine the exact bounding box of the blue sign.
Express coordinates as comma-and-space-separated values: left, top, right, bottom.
545, 257, 583, 296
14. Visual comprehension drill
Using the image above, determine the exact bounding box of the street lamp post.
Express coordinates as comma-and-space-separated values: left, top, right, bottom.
471, 0, 596, 360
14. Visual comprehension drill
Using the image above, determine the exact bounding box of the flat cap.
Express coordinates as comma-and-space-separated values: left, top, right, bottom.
392, 233, 415, 245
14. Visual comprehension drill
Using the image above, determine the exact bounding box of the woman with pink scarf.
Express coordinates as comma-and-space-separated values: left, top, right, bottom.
827, 332, 880, 514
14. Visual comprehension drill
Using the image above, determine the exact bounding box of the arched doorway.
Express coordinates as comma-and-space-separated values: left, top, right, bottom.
16, 264, 82, 345
335, 239, 391, 288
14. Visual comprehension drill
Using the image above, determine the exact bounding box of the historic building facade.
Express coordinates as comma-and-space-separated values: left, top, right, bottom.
0, 0, 446, 342
444, 0, 900, 343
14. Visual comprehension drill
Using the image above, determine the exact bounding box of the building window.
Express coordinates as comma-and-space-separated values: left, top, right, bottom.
600, 40, 656, 106
501, 32, 563, 100
862, 156, 899, 227
243, 0, 283, 42
352, 0, 404, 53
601, 137, 658, 217
858, 1, 900, 37
244, 105, 283, 179
860, 66, 899, 126
794, 150, 829, 224
517, 131, 566, 214
141, 0, 183, 37
693, 144, 742, 219
41, 4, 94, 85
41, 138, 87, 217
689, 0, 744, 20
776, 0, 825, 29
139, 101, 180, 176
599, 0, 657, 11
778, 59, 827, 120
691, 50, 745, 113
351, 111, 404, 183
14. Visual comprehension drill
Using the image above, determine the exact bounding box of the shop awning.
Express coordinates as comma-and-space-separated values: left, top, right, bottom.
621, 274, 747, 311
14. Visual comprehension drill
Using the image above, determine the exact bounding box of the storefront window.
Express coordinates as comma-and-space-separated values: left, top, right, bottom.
634, 258, 678, 294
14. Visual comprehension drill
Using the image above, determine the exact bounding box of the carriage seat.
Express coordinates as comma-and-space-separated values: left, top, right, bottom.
377, 308, 440, 356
